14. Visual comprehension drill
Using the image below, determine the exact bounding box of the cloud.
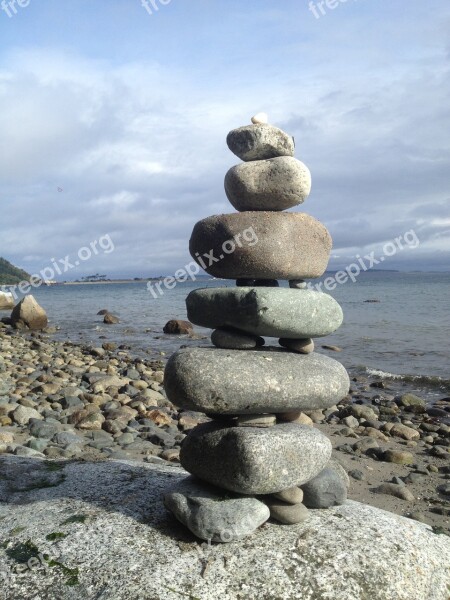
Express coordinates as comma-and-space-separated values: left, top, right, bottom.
0, 23, 449, 279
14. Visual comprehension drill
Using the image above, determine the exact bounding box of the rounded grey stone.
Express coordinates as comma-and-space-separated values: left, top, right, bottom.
180, 422, 332, 495
164, 347, 350, 415
301, 467, 348, 509
224, 156, 311, 211
186, 287, 343, 339
211, 327, 264, 350
189, 212, 332, 280
226, 123, 295, 162
164, 477, 270, 542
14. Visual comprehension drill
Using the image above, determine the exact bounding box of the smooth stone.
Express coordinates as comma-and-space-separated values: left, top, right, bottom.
189, 212, 332, 280
251, 112, 268, 124
179, 422, 332, 495
279, 338, 314, 354
289, 279, 307, 289
383, 449, 415, 465
277, 411, 314, 426
0, 458, 449, 600
211, 327, 264, 350
301, 466, 348, 509
163, 477, 270, 543
224, 157, 311, 212
186, 288, 343, 339
164, 347, 350, 415
375, 483, 415, 502
226, 123, 295, 162
235, 414, 276, 428
273, 487, 304, 505
266, 500, 309, 524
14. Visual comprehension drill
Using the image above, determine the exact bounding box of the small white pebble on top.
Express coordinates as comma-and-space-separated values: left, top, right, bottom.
251, 112, 268, 124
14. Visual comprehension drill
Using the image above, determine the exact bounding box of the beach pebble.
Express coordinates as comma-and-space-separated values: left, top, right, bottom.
375, 483, 415, 502
211, 327, 264, 350
180, 422, 332, 495
235, 414, 276, 428
104, 313, 120, 324
163, 320, 193, 335
251, 112, 268, 124
289, 280, 307, 289
277, 411, 313, 426
227, 123, 294, 162
265, 500, 309, 524
273, 486, 304, 505
301, 466, 348, 509
383, 449, 415, 465
12, 405, 43, 426
225, 157, 311, 212
279, 338, 314, 354
397, 393, 426, 413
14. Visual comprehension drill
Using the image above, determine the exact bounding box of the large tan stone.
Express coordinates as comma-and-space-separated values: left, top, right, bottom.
189, 212, 331, 280
10, 295, 48, 330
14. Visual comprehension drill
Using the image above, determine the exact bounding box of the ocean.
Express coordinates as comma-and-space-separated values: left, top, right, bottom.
9, 271, 450, 401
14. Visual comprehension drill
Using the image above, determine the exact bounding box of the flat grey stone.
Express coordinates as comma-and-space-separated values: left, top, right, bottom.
279, 338, 315, 353
265, 500, 309, 524
164, 347, 350, 414
226, 123, 295, 161
211, 327, 264, 349
235, 414, 276, 428
301, 467, 348, 509
186, 287, 343, 338
164, 477, 270, 542
180, 422, 332, 494
189, 212, 332, 280
224, 156, 311, 211
0, 456, 448, 600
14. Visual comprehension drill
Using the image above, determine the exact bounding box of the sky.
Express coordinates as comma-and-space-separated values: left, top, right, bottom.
0, 0, 449, 279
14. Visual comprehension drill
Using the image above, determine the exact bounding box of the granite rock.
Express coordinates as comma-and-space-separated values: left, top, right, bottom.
189, 212, 332, 280
0, 457, 448, 600
180, 422, 332, 494
224, 156, 311, 211
186, 287, 343, 338
164, 347, 350, 414
226, 123, 295, 162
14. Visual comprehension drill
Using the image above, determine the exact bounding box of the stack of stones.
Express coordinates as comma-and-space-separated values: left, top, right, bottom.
164, 113, 350, 543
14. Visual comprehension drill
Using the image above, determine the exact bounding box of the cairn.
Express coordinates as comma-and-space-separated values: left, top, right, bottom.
164, 114, 350, 542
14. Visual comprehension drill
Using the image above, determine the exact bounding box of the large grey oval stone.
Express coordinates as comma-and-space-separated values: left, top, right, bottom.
164, 347, 350, 414
189, 212, 331, 280
164, 477, 270, 542
186, 287, 343, 338
227, 123, 295, 161
225, 156, 311, 211
180, 422, 332, 494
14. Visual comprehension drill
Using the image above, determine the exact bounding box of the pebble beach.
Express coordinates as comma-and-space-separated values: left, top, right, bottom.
1, 324, 449, 534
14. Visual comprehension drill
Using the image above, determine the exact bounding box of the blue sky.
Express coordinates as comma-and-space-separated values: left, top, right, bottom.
0, 0, 449, 279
